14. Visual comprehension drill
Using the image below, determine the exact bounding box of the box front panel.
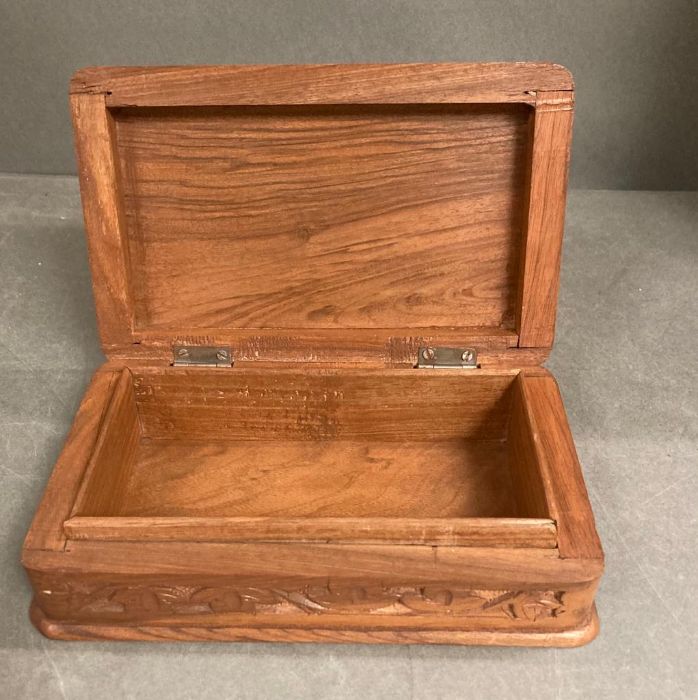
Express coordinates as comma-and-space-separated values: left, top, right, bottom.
28, 543, 600, 644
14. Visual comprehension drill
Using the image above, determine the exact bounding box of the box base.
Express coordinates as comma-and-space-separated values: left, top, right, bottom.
30, 601, 599, 647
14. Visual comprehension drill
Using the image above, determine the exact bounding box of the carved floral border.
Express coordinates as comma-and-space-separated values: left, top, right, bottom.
38, 583, 566, 622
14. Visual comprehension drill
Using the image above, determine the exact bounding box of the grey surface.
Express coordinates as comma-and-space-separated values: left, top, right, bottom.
1, 0, 698, 189
0, 173, 697, 698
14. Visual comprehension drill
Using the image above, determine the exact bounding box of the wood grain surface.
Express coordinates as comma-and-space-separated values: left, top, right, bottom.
519, 374, 603, 561
26, 541, 601, 588
70, 370, 139, 517
63, 368, 546, 546
506, 375, 551, 518
132, 367, 517, 441
22, 369, 120, 552
115, 104, 529, 333
114, 438, 515, 519
49, 367, 598, 554
71, 94, 134, 349
517, 91, 574, 347
26, 535, 601, 644
63, 516, 557, 547
70, 63, 573, 106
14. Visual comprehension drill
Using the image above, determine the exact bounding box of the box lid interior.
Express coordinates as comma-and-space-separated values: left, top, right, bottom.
71, 63, 574, 366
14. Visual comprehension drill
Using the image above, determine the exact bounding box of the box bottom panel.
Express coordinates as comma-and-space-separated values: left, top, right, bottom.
117, 438, 516, 518
30, 601, 599, 647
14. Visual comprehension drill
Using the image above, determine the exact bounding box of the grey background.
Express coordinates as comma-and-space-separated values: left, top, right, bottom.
1, 0, 697, 189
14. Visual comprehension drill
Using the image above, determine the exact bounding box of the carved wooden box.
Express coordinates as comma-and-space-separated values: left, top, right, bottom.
23, 64, 603, 646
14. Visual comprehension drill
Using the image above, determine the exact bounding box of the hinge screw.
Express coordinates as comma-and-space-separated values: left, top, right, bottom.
461, 350, 474, 363
216, 350, 228, 361
422, 347, 436, 361
177, 348, 189, 358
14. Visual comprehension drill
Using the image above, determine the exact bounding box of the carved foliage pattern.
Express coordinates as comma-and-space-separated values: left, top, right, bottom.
39, 582, 566, 622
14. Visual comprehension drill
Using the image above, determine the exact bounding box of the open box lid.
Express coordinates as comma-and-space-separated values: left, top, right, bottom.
70, 63, 574, 367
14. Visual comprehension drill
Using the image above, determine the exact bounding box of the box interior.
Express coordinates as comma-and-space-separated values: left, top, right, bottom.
67, 367, 555, 547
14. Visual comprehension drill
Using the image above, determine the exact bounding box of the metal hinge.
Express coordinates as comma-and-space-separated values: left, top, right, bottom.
172, 345, 233, 367
416, 346, 478, 369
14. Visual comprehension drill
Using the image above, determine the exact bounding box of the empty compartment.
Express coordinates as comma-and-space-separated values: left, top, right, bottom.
66, 367, 556, 547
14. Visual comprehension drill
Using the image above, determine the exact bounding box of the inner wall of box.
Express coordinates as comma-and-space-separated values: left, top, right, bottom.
112, 104, 531, 335
73, 103, 547, 526
74, 369, 550, 522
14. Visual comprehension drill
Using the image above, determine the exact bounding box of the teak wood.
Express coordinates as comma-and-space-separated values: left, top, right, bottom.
23, 63, 603, 646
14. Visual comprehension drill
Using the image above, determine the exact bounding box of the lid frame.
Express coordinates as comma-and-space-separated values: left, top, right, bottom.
70, 63, 574, 366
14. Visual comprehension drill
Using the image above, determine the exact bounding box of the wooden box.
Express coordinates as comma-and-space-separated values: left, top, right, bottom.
23, 63, 603, 646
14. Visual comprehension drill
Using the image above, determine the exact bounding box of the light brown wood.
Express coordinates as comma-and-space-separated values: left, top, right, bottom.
70, 370, 139, 517
52, 366, 573, 550
64, 517, 557, 547
25, 539, 602, 586
115, 439, 516, 518
23, 64, 603, 647
132, 367, 517, 441
519, 373, 603, 561
71, 94, 133, 349
71, 63, 573, 106
115, 104, 529, 335
506, 375, 551, 518
22, 369, 120, 552
517, 91, 574, 347
25, 538, 602, 639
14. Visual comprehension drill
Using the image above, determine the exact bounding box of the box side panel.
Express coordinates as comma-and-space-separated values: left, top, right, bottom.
22, 368, 121, 552
71, 93, 134, 351
516, 91, 574, 348
519, 372, 604, 561
131, 367, 517, 441
507, 376, 552, 518
70, 370, 140, 517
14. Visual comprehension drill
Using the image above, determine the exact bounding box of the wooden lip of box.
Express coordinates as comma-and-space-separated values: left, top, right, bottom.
23, 63, 604, 646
